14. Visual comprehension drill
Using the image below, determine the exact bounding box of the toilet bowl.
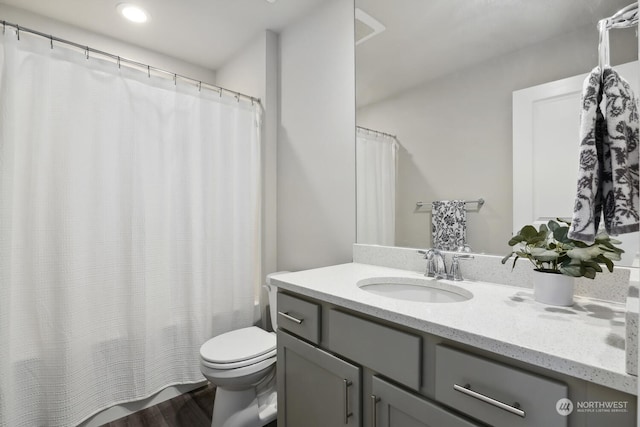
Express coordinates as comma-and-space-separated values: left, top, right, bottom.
199, 272, 288, 427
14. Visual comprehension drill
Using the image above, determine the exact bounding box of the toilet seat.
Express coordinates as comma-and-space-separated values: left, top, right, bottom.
200, 326, 276, 370
200, 355, 276, 382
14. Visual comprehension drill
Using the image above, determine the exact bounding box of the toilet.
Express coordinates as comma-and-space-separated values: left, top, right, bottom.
199, 272, 286, 427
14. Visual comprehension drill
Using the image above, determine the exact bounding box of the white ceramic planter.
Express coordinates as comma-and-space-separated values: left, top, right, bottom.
532, 270, 575, 306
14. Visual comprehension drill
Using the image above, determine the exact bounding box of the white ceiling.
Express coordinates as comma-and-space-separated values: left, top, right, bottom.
0, 0, 633, 108
356, 0, 635, 107
0, 0, 327, 70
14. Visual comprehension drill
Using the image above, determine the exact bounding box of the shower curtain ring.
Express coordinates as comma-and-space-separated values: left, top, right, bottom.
3, 21, 6, 36
147, 65, 150, 78
198, 81, 202, 92
85, 46, 89, 59
117, 56, 121, 69
174, 73, 177, 85
16, 25, 20, 41
50, 35, 53, 49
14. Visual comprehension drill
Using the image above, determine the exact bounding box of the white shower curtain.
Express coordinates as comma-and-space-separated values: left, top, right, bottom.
0, 33, 261, 427
356, 128, 398, 246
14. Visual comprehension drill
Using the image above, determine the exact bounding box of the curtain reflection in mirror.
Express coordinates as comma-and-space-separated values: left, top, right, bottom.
356, 127, 398, 245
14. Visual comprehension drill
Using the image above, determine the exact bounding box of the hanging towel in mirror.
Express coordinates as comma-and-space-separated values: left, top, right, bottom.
432, 200, 466, 250
569, 66, 639, 243
568, 67, 605, 243
601, 67, 639, 236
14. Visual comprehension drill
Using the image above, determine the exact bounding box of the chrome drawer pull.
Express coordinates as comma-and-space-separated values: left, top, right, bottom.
453, 383, 526, 418
343, 379, 353, 423
371, 395, 381, 427
278, 311, 304, 324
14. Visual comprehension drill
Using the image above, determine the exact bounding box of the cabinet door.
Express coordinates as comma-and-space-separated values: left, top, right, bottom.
278, 330, 361, 427
371, 376, 480, 427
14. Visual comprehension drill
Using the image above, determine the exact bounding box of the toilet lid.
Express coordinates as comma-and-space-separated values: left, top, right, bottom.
200, 326, 276, 364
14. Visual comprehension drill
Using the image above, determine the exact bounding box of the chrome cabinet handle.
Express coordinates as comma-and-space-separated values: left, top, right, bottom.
277, 311, 303, 324
453, 383, 526, 418
371, 395, 380, 427
343, 379, 353, 424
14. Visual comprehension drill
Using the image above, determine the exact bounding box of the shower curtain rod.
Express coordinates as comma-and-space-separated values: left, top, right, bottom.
357, 126, 397, 140
0, 19, 261, 105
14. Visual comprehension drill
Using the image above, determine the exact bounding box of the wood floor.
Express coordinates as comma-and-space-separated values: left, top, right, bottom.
104, 384, 277, 427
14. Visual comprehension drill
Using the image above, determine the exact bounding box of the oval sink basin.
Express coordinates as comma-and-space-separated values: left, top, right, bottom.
357, 277, 473, 303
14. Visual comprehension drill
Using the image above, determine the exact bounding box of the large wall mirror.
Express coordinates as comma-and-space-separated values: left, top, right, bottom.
355, 0, 639, 265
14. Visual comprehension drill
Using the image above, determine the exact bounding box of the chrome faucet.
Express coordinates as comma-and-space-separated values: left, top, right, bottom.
418, 249, 447, 279
419, 249, 474, 280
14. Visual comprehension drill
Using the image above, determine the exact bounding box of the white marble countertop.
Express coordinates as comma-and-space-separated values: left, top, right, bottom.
272, 262, 638, 395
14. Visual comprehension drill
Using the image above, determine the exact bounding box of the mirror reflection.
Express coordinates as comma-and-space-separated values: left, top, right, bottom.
355, 0, 639, 265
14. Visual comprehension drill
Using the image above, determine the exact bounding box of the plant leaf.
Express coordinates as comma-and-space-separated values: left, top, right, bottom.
566, 246, 602, 261
582, 261, 603, 273
560, 264, 582, 277
520, 225, 538, 240
511, 255, 520, 271
603, 251, 622, 261
582, 266, 597, 279
553, 226, 570, 243
508, 235, 524, 246
529, 248, 559, 261
595, 254, 615, 272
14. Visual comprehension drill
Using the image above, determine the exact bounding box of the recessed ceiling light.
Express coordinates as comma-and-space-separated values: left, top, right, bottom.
117, 3, 149, 23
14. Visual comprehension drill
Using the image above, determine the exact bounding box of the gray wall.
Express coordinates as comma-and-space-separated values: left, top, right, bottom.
216, 30, 280, 291
278, 0, 356, 271
357, 24, 637, 255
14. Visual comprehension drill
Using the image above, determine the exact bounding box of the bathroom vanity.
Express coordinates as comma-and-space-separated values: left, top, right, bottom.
273, 261, 637, 427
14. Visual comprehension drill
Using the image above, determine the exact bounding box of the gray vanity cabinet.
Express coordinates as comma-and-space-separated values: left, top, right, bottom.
371, 376, 482, 427
277, 330, 362, 427
276, 290, 636, 427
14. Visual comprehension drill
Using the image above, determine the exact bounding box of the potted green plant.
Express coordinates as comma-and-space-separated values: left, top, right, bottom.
501, 219, 624, 306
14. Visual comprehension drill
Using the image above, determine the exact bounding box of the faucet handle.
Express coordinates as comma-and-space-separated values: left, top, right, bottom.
457, 244, 473, 253
449, 257, 462, 281
434, 252, 447, 279
448, 254, 473, 281
418, 249, 436, 277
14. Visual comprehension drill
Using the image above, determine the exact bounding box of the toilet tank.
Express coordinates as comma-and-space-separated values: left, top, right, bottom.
264, 272, 289, 331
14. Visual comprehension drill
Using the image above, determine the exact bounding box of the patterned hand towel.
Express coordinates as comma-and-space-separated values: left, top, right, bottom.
431, 200, 466, 251
601, 67, 639, 236
568, 67, 605, 243
569, 66, 640, 243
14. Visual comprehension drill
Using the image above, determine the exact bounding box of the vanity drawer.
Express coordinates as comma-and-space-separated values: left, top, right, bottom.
277, 292, 321, 344
328, 309, 421, 390
435, 345, 568, 427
